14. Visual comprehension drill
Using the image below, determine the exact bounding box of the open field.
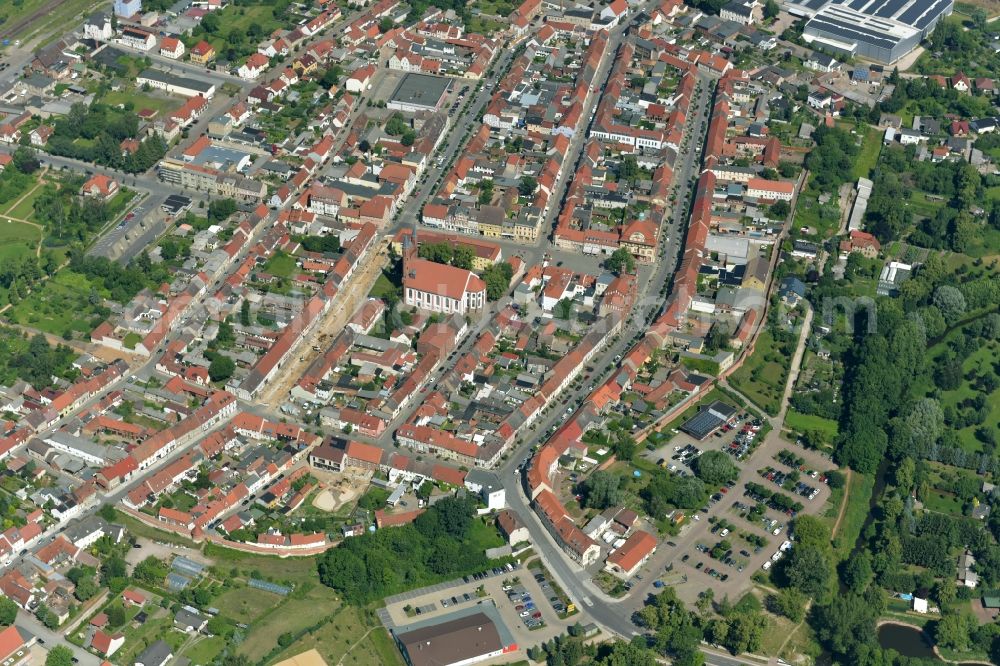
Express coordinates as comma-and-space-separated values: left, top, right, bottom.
262, 606, 403, 666
784, 410, 839, 440
728, 330, 792, 415
101, 89, 180, 117
212, 586, 277, 624
850, 126, 883, 180
831, 472, 875, 559
4, 185, 45, 221
0, 219, 41, 264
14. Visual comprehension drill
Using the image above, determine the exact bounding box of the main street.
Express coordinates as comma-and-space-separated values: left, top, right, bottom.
483, 55, 739, 661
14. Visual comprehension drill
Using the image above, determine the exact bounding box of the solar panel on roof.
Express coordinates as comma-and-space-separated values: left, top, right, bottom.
875, 0, 909, 18
808, 17, 899, 48
914, 0, 950, 28
680, 410, 725, 440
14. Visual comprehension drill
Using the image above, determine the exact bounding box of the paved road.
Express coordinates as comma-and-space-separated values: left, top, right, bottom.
475, 39, 755, 664
15, 612, 102, 666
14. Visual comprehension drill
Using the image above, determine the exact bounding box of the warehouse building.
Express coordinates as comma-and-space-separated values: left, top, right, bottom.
787, 0, 953, 63
136, 69, 217, 98
387, 73, 451, 113
393, 607, 517, 666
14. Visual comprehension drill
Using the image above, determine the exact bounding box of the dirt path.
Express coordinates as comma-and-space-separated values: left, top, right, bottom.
775, 600, 813, 657
259, 239, 389, 408
830, 468, 854, 538
335, 627, 376, 666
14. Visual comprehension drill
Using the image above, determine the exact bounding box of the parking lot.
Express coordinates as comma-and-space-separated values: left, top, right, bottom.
382, 564, 572, 651
642, 409, 767, 475
625, 427, 836, 604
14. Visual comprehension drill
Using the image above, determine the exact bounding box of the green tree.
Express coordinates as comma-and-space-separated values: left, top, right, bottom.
764, 0, 779, 18
840, 551, 873, 592
583, 471, 625, 509
74, 577, 99, 601
606, 248, 636, 276
933, 610, 977, 651
240, 299, 251, 327
451, 246, 474, 270
207, 198, 237, 222
619, 155, 639, 183
765, 588, 806, 622
477, 179, 494, 205
101, 555, 128, 580
37, 604, 59, 630
208, 355, 235, 382
518, 175, 537, 196
132, 556, 168, 585
482, 262, 514, 300
785, 545, 832, 599
690, 450, 739, 486
105, 602, 126, 628
215, 319, 235, 347
45, 646, 73, 666
0, 597, 17, 626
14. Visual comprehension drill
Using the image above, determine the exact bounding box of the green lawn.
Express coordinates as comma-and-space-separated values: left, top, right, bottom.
212, 586, 276, 624
0, 218, 41, 244
729, 330, 791, 415
262, 606, 404, 666
784, 410, 839, 440
6, 269, 106, 337
237, 593, 342, 660
179, 635, 226, 665
851, 126, 883, 180
263, 250, 297, 278
0, 219, 40, 267
368, 273, 399, 300
123, 332, 142, 349
101, 89, 179, 117
923, 488, 965, 516
831, 472, 875, 560
5, 185, 44, 220
905, 190, 946, 220
198, 4, 284, 55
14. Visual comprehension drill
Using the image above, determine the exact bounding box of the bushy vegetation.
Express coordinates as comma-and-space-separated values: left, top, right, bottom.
45, 102, 167, 173
317, 496, 499, 605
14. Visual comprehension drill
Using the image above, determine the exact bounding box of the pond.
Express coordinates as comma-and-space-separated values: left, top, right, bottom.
877, 623, 985, 665
878, 623, 938, 660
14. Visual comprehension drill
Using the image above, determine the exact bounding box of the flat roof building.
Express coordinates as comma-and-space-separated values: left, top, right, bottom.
388, 73, 451, 113
137, 68, 217, 98
393, 607, 516, 666
680, 400, 738, 440
789, 0, 954, 62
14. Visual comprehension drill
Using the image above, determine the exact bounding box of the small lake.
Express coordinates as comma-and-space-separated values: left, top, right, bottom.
878, 623, 937, 660
877, 623, 985, 665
